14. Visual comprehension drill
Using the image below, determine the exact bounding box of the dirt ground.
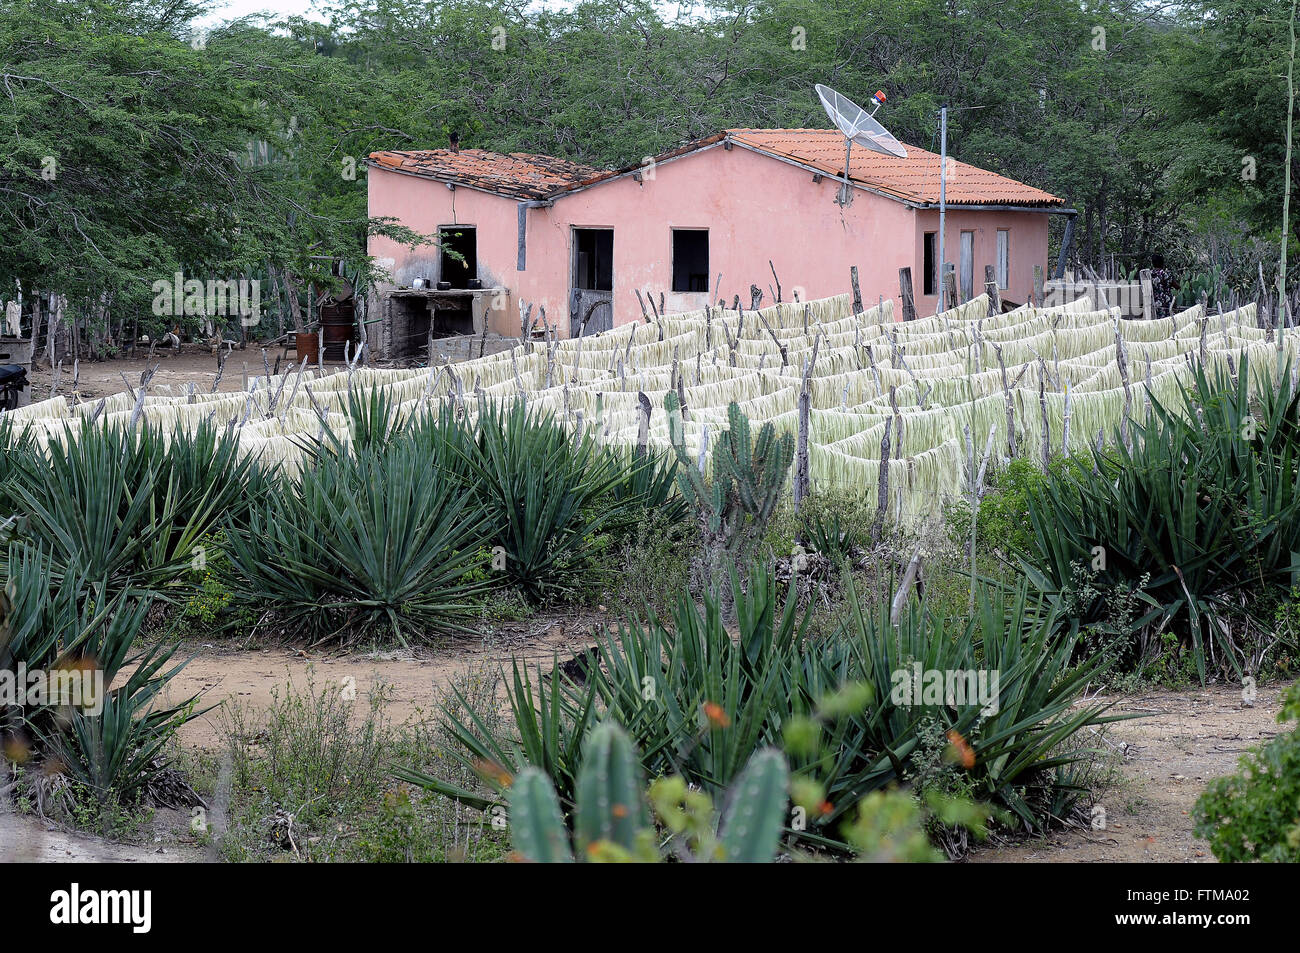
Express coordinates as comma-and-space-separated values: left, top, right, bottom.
0, 809, 211, 863
161, 613, 604, 751
5, 617, 1284, 864
24, 334, 519, 403
970, 683, 1287, 863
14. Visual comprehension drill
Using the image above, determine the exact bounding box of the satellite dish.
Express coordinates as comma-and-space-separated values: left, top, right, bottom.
815, 83, 907, 207
816, 84, 907, 158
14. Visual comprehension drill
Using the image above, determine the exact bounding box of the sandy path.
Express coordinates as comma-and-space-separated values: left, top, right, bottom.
25, 334, 520, 403
0, 809, 212, 863
160, 615, 603, 751
970, 683, 1288, 863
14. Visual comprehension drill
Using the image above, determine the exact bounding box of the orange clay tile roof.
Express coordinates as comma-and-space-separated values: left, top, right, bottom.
367, 148, 603, 200
725, 129, 1063, 207
369, 130, 1063, 208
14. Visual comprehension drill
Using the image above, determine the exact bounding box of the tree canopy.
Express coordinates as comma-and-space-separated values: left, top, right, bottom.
0, 0, 1295, 343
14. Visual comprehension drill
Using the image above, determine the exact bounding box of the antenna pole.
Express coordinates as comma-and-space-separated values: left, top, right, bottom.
938, 104, 948, 312
840, 140, 852, 206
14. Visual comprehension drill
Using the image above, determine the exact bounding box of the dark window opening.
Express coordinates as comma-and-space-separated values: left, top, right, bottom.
573, 228, 613, 291
671, 229, 709, 293
923, 232, 937, 296
439, 226, 477, 289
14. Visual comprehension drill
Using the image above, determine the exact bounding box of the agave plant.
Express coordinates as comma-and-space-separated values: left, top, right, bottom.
225, 438, 491, 645
799, 509, 862, 564
825, 575, 1122, 831
457, 399, 653, 601
3, 543, 203, 808
0, 418, 266, 597
414, 559, 1118, 843
1019, 353, 1300, 680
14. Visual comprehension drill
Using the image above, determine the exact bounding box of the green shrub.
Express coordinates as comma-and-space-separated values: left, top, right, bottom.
225, 438, 492, 645
1, 543, 202, 814
459, 400, 666, 602
1193, 680, 1300, 862
1018, 355, 1300, 681
218, 669, 508, 862
0, 419, 267, 598
411, 560, 1114, 846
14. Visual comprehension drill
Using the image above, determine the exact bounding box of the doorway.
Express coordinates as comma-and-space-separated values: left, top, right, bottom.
570, 227, 613, 337
439, 226, 477, 289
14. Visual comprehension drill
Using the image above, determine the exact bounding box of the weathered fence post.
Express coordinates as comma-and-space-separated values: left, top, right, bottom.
984, 264, 1001, 315
899, 267, 917, 321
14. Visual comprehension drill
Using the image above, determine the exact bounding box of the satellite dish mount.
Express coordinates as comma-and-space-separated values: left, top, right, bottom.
815, 84, 907, 208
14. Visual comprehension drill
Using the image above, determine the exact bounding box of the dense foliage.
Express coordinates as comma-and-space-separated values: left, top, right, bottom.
2, 0, 1296, 343
409, 560, 1117, 849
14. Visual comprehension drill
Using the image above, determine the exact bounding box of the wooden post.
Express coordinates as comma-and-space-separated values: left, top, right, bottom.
984, 264, 1001, 315
1062, 381, 1072, 455
943, 266, 958, 313
851, 266, 864, 315
1033, 264, 1045, 308
899, 267, 917, 322
1114, 308, 1133, 448
635, 391, 651, 459
794, 337, 821, 509
1139, 269, 1154, 321
872, 417, 891, 543
794, 385, 811, 511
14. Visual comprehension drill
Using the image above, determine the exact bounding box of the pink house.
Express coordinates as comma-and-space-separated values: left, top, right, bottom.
365, 129, 1068, 354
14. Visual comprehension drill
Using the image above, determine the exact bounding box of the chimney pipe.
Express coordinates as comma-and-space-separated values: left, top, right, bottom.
449, 131, 460, 153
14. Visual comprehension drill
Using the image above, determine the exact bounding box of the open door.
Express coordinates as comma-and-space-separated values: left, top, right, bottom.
570, 227, 613, 337
439, 226, 477, 289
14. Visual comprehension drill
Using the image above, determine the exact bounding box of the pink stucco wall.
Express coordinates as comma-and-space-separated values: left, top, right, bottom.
911, 207, 1048, 317
367, 144, 1053, 339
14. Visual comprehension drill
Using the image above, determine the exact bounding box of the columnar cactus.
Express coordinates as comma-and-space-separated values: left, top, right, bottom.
574, 722, 651, 855
666, 393, 794, 566
507, 723, 790, 863
509, 768, 574, 863
719, 749, 789, 862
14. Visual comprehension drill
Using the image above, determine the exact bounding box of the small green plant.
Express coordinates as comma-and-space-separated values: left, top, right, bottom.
1193, 680, 1300, 862
800, 510, 862, 564
2, 543, 203, 820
